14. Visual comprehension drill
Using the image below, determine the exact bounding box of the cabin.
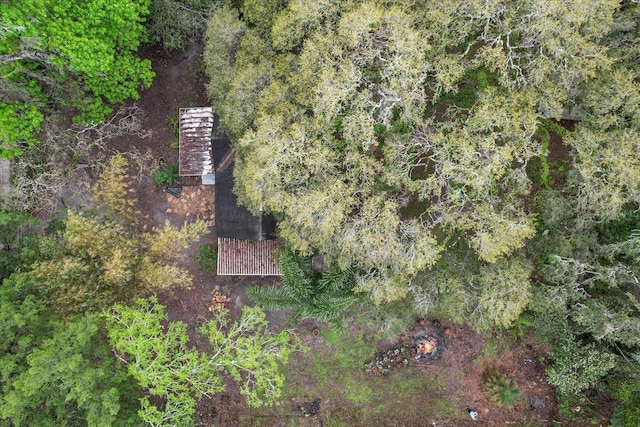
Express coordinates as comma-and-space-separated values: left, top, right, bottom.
178, 107, 281, 276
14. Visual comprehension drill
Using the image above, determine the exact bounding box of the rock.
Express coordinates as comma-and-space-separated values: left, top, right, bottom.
529, 397, 548, 410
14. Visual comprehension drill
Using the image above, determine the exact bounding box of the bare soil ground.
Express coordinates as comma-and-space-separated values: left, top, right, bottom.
105, 44, 575, 426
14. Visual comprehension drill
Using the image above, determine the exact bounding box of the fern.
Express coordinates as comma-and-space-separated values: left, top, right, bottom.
247, 246, 361, 328
482, 368, 521, 408
245, 285, 299, 312
278, 247, 315, 300
318, 263, 356, 293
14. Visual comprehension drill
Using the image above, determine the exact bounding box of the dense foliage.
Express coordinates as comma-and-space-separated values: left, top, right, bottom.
106, 297, 300, 426
247, 246, 360, 328
146, 0, 221, 50
0, 0, 638, 424
0, 225, 141, 426
204, 1, 639, 422
0, 0, 154, 156
0, 156, 299, 425
204, 0, 640, 304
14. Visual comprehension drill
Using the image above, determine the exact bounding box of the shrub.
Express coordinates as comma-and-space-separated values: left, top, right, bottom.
153, 163, 179, 187
609, 372, 640, 427
545, 338, 617, 397
146, 0, 219, 50
197, 244, 217, 274
482, 368, 521, 408
246, 246, 360, 328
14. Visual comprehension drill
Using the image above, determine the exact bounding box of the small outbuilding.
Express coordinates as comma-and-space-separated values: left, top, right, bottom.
177, 106, 281, 276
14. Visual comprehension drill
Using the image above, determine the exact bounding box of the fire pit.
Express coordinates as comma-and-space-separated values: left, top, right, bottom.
408, 318, 447, 362
413, 334, 443, 361
365, 318, 448, 376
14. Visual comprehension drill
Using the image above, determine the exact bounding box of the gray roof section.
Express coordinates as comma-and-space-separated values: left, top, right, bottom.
0, 158, 10, 200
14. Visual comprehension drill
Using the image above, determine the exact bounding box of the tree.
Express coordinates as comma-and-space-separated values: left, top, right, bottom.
105, 297, 301, 426
205, 0, 629, 302
1, 313, 140, 426
0, 102, 43, 158
28, 155, 207, 316
567, 67, 640, 220
0, 0, 154, 153
203, 5, 247, 140
7, 106, 153, 214
526, 186, 640, 412
206, 0, 638, 304
0, 273, 140, 426
0, 210, 40, 279
146, 0, 220, 51
247, 246, 360, 327
409, 247, 533, 331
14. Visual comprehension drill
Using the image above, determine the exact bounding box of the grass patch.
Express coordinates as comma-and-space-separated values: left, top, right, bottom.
483, 341, 500, 359
196, 244, 217, 274
277, 326, 456, 426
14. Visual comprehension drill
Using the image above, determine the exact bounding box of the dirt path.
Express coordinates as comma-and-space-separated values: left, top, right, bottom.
107, 43, 285, 331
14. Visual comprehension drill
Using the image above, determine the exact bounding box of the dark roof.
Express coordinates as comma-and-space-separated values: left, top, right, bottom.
214, 151, 277, 240
211, 113, 231, 170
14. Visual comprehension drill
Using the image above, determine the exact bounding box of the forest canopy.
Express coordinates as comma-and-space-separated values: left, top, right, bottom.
0, 0, 154, 157
204, 0, 640, 303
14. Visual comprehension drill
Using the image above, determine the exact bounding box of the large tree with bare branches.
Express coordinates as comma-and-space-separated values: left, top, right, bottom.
205, 0, 638, 305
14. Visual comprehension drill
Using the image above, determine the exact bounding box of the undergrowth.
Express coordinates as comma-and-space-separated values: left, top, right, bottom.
265, 326, 455, 426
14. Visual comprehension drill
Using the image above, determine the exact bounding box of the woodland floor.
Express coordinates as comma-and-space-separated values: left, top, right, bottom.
100, 43, 606, 426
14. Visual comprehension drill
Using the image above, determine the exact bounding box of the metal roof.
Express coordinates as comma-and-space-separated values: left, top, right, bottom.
0, 158, 10, 200
217, 238, 282, 276
179, 107, 214, 176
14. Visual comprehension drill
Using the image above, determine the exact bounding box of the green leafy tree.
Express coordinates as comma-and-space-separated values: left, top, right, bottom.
247, 246, 360, 327
203, 5, 247, 139
0, 0, 154, 149
609, 367, 640, 427
29, 211, 207, 316
0, 102, 43, 158
105, 297, 301, 426
527, 187, 640, 411
0, 274, 140, 426
545, 336, 618, 397
0, 210, 40, 279
1, 314, 140, 426
410, 247, 533, 331
28, 155, 207, 315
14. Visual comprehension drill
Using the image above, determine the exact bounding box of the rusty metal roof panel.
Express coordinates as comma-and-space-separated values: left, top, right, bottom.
179, 107, 214, 176
217, 238, 282, 276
